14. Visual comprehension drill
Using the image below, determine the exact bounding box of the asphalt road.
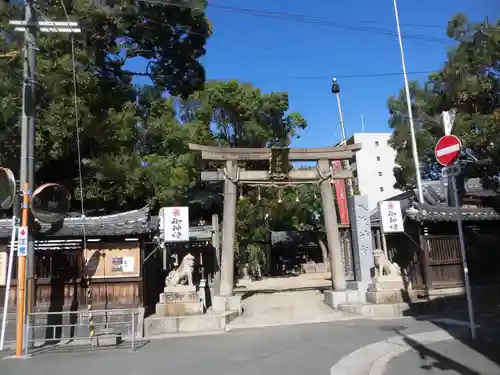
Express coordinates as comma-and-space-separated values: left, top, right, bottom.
385, 339, 500, 375
0, 318, 475, 375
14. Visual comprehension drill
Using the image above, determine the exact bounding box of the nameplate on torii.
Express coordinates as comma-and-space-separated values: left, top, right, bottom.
269, 147, 290, 181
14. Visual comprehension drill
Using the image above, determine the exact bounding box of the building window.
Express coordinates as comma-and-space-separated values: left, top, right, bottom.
378, 172, 382, 176
376, 156, 380, 161
380, 187, 384, 192
375, 141, 379, 146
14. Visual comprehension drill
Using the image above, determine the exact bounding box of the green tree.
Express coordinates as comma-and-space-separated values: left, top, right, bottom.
0, 0, 211, 213
188, 80, 307, 148
182, 80, 308, 274
388, 13, 500, 189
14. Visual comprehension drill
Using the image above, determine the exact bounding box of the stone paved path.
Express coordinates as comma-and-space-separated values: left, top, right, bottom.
227, 290, 359, 329
234, 273, 332, 292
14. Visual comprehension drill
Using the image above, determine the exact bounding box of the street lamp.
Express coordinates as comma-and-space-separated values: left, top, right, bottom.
331, 77, 354, 197
331, 78, 340, 94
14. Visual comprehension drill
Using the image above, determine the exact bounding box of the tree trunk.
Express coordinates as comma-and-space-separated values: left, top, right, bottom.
318, 238, 329, 265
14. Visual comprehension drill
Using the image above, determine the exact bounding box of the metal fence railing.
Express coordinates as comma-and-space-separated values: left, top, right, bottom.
17, 308, 139, 355
0, 311, 17, 350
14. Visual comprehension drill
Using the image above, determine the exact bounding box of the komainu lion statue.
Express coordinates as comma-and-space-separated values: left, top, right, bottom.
165, 253, 195, 286
373, 249, 401, 277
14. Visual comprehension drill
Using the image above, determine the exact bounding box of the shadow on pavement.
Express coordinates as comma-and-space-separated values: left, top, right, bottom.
27, 339, 150, 357
400, 286, 500, 369
392, 330, 483, 375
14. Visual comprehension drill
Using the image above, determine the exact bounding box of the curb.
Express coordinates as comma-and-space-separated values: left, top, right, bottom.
329, 330, 455, 375
227, 315, 361, 331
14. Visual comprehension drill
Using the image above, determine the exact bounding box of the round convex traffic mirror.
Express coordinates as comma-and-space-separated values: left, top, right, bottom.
32, 183, 71, 223
0, 167, 16, 210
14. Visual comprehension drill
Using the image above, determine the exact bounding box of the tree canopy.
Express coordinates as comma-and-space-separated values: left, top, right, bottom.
0, 1, 309, 219
1, 0, 212, 213
0, 0, 334, 274
388, 13, 500, 190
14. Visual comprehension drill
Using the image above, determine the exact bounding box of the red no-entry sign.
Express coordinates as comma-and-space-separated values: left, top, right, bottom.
435, 135, 462, 166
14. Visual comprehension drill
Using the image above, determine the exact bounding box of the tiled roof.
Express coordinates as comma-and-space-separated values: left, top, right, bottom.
464, 178, 498, 197
404, 178, 500, 222
406, 203, 500, 223
370, 179, 500, 224
0, 206, 155, 239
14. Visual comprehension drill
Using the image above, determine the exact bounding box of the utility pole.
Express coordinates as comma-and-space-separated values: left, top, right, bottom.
392, 0, 424, 203
9, 9, 81, 357
331, 78, 354, 197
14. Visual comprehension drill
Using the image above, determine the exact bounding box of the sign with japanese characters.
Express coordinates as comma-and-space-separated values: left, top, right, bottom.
379, 201, 404, 233
163, 206, 190, 242
110, 256, 135, 273
269, 147, 289, 181
348, 195, 373, 283
18, 226, 28, 257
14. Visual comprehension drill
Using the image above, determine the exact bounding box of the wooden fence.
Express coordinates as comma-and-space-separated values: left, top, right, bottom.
423, 233, 500, 289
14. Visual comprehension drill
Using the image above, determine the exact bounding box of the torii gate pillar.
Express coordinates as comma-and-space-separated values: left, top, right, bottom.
220, 160, 237, 297
318, 159, 347, 290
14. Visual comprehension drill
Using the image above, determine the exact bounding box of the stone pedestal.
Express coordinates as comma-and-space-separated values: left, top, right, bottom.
238, 264, 252, 286
324, 289, 363, 308
300, 261, 329, 274
212, 295, 242, 314
365, 276, 405, 304
156, 285, 204, 316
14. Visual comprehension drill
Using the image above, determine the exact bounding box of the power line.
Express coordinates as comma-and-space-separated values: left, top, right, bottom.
120, 61, 436, 82
210, 3, 443, 29
210, 70, 435, 82
1, 1, 452, 78
207, 3, 449, 43
140, 0, 452, 46
4, 64, 436, 83
58, 1, 86, 222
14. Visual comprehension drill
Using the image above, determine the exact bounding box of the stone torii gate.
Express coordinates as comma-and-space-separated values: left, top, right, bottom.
189, 143, 362, 312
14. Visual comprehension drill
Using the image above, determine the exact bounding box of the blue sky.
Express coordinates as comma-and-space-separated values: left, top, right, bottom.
128, 0, 498, 148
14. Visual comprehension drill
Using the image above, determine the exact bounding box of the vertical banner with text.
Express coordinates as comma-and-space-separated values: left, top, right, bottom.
331, 160, 349, 225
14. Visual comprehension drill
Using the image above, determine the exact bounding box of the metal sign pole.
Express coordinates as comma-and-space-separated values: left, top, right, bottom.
0, 214, 18, 350
451, 174, 476, 340
377, 202, 389, 257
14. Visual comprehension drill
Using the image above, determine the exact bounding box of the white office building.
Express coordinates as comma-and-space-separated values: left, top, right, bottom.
346, 132, 402, 211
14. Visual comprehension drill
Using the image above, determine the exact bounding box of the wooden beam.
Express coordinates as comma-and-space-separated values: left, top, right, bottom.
201, 169, 352, 182
189, 143, 362, 161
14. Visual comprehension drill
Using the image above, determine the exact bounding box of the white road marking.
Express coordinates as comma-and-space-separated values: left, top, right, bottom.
329, 330, 455, 375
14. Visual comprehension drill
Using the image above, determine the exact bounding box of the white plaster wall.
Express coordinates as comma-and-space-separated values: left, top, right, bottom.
351, 133, 402, 211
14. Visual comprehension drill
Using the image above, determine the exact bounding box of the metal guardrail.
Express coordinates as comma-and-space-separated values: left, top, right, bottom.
18, 308, 138, 355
